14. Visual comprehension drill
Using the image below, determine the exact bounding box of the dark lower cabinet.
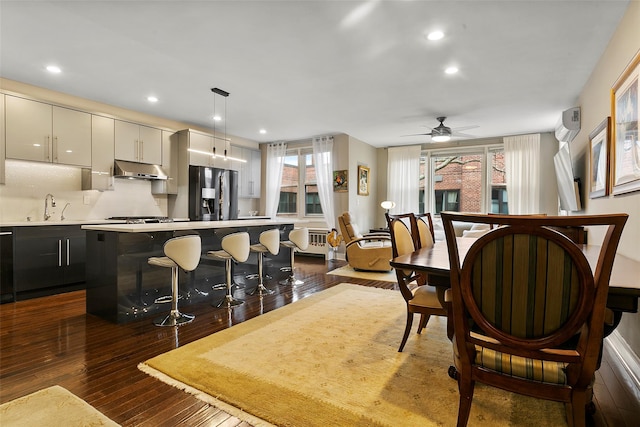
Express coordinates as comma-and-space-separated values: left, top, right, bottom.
13, 225, 86, 299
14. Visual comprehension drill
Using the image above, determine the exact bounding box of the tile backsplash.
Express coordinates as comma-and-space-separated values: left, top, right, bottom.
0, 160, 167, 222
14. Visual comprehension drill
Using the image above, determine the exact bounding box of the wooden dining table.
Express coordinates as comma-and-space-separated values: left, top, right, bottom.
390, 237, 640, 334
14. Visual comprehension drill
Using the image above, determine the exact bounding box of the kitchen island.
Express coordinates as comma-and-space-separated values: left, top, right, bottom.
82, 219, 305, 323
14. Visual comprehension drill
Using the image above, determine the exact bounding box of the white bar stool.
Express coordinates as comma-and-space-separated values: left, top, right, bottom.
248, 228, 280, 295
148, 235, 201, 327
279, 227, 309, 286
206, 232, 250, 308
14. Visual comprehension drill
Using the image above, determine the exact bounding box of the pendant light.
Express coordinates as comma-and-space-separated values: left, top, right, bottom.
211, 87, 228, 158
188, 87, 246, 163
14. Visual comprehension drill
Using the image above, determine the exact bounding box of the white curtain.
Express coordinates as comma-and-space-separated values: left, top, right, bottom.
265, 142, 287, 218
312, 136, 335, 230
504, 134, 540, 214
387, 145, 421, 214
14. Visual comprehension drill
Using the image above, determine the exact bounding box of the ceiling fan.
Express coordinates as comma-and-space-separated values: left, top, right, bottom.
404, 116, 477, 142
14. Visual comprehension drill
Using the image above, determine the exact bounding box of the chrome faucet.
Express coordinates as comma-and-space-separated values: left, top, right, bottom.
44, 193, 56, 220
61, 202, 71, 221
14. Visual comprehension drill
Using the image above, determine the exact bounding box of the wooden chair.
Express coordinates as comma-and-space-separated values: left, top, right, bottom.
386, 213, 448, 352
440, 212, 628, 427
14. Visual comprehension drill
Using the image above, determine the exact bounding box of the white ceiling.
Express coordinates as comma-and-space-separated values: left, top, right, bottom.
0, 1, 630, 147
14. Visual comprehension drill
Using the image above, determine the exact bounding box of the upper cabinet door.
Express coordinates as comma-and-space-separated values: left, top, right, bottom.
88, 115, 115, 191
138, 125, 162, 165
188, 131, 213, 167
114, 120, 140, 162
114, 120, 162, 164
52, 106, 91, 167
5, 96, 53, 162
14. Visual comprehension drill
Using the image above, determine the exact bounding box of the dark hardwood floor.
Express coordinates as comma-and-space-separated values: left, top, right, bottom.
1, 256, 638, 426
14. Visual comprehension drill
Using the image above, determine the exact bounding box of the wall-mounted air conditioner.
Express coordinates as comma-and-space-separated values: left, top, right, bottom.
555, 107, 581, 142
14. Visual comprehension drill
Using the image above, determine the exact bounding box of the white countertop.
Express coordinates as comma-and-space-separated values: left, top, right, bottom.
81, 218, 307, 233
0, 219, 127, 227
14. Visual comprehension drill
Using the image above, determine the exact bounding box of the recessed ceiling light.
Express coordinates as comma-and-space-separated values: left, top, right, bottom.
46, 65, 61, 73
147, 96, 158, 103
213, 115, 222, 121
445, 66, 459, 75
259, 129, 267, 134
427, 31, 444, 41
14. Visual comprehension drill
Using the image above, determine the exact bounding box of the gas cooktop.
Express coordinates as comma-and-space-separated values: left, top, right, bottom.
107, 216, 173, 224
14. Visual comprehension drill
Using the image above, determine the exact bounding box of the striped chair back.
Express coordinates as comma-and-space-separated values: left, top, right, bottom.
464, 227, 591, 345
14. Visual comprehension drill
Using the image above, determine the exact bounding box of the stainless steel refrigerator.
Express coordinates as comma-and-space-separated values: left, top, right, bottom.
189, 166, 239, 221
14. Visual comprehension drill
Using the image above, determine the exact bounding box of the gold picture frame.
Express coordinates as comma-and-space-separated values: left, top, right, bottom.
588, 117, 611, 199
357, 165, 370, 196
611, 50, 640, 195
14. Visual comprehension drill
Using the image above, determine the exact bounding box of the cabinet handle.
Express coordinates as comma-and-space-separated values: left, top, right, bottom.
46, 136, 50, 160
66, 239, 70, 266
134, 139, 139, 161
140, 140, 144, 161
249, 181, 254, 195
58, 239, 62, 267
53, 136, 58, 162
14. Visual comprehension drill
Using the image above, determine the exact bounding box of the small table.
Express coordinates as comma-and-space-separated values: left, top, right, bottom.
390, 237, 640, 333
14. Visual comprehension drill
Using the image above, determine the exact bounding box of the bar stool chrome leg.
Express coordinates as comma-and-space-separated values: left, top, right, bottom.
216, 257, 244, 307
155, 266, 196, 326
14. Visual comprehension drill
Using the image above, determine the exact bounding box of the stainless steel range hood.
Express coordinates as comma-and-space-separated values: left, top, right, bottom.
113, 160, 168, 180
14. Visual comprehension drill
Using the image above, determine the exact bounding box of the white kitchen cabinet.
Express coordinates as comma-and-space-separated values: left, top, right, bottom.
238, 147, 261, 198
114, 120, 162, 165
52, 106, 92, 166
82, 115, 115, 191
5, 96, 91, 167
152, 130, 178, 195
186, 130, 214, 167
1, 94, 5, 184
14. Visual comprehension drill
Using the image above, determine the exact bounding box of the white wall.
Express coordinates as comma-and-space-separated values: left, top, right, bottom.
348, 135, 379, 233
576, 1, 640, 355
0, 159, 166, 222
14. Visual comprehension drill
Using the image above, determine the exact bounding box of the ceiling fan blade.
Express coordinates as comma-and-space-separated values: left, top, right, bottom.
451, 125, 479, 132
451, 131, 476, 138
402, 132, 433, 137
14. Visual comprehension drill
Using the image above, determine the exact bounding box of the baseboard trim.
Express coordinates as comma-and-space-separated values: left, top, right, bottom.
604, 331, 640, 392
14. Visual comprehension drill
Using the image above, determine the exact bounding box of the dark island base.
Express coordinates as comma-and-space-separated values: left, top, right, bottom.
86, 224, 294, 323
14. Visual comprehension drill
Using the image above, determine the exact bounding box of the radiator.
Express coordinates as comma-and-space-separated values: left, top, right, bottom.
299, 228, 329, 258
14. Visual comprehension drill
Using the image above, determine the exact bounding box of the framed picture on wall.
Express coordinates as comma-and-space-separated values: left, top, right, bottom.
611, 49, 640, 195
333, 170, 348, 192
588, 117, 611, 198
357, 165, 370, 196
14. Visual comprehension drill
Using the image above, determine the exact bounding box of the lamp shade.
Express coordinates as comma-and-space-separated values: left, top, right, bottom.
380, 200, 396, 210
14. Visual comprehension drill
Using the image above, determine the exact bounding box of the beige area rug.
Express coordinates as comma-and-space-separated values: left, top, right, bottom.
139, 283, 566, 427
327, 265, 397, 282
0, 385, 119, 426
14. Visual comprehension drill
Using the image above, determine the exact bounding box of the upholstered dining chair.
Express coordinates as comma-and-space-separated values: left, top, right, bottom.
338, 211, 392, 272
440, 212, 628, 427
386, 213, 448, 352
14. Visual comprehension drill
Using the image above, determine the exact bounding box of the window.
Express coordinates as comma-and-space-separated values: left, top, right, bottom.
490, 149, 508, 213
278, 155, 299, 214
434, 189, 460, 213
421, 146, 507, 215
278, 149, 323, 217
